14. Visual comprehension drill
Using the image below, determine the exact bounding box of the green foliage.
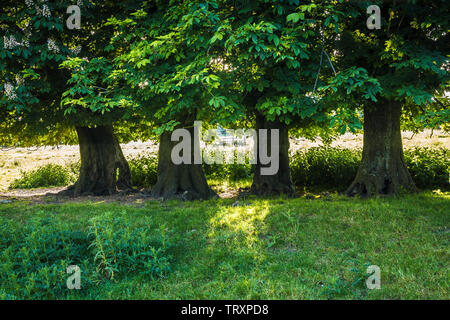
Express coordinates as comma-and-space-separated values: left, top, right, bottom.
0, 210, 172, 299
216, 0, 343, 126
9, 163, 78, 189
404, 147, 450, 190
204, 162, 252, 181
0, 214, 94, 299
290, 147, 361, 191
403, 97, 450, 133
9, 147, 449, 192
128, 151, 252, 187
0, 1, 146, 145
127, 146, 449, 191
128, 154, 158, 189
60, 57, 136, 116
290, 147, 449, 191
333, 0, 449, 117
104, 1, 226, 132
7, 155, 158, 190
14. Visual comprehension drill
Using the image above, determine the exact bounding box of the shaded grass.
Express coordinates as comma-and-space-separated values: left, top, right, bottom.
0, 191, 448, 299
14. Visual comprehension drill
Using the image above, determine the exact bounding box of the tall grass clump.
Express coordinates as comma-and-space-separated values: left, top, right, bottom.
202, 146, 253, 181
290, 147, 361, 191
9, 163, 78, 189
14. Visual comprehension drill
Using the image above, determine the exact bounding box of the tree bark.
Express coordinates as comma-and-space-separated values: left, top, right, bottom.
151, 127, 217, 200
113, 133, 133, 190
63, 125, 133, 196
250, 114, 296, 196
346, 100, 417, 196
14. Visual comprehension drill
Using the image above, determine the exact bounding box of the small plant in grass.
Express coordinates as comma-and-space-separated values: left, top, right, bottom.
322, 260, 372, 299
88, 211, 172, 281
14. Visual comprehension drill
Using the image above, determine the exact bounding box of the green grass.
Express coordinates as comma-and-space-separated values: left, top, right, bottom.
1, 191, 449, 299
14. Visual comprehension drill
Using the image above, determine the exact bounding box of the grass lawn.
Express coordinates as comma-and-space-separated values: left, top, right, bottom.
0, 191, 448, 300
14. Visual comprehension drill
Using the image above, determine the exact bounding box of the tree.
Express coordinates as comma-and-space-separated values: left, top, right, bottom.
0, 0, 142, 195
331, 0, 449, 196
204, 0, 347, 196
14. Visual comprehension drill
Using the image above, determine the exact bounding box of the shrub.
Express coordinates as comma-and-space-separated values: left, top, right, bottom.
202, 147, 253, 181
128, 154, 158, 189
290, 147, 449, 191
9, 163, 78, 189
403, 147, 449, 190
128, 150, 253, 186
290, 147, 360, 191
203, 162, 252, 181
8, 147, 449, 192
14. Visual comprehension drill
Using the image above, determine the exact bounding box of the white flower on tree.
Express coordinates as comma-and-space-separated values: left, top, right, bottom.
71, 45, 82, 56
36, 4, 51, 18
4, 83, 17, 100
25, 0, 34, 8
47, 38, 60, 53
3, 35, 28, 49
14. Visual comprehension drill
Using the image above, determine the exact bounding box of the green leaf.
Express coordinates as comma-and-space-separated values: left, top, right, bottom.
287, 13, 302, 23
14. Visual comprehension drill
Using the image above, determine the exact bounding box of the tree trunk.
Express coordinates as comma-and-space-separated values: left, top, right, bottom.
113, 134, 133, 190
346, 100, 417, 196
151, 127, 217, 200
63, 125, 133, 196
251, 115, 296, 196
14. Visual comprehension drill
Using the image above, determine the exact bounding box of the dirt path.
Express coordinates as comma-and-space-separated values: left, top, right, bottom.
0, 185, 241, 205
0, 188, 155, 206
